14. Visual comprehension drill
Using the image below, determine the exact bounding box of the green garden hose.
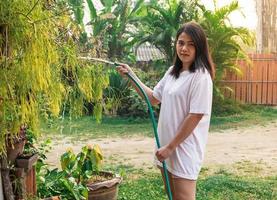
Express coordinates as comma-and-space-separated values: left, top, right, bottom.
80, 57, 173, 200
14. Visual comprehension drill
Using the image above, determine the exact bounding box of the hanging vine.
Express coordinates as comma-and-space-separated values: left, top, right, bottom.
0, 0, 108, 155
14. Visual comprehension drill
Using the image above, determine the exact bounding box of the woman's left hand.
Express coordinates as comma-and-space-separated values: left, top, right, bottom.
155, 145, 174, 162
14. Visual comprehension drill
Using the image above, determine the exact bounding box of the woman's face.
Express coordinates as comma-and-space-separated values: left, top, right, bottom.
176, 32, 196, 70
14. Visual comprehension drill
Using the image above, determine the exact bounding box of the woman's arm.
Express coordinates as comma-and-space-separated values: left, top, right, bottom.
116, 63, 160, 106
155, 113, 204, 162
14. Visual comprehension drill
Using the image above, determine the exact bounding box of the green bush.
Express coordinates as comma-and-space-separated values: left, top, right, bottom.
106, 67, 162, 118
212, 97, 244, 116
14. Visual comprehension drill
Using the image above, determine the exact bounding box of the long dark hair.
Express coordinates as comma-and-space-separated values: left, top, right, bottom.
170, 21, 215, 79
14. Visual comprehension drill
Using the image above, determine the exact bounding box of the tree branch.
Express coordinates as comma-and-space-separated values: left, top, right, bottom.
33, 8, 71, 24
26, 0, 41, 17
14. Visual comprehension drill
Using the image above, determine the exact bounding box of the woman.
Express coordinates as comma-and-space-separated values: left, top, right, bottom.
116, 21, 214, 200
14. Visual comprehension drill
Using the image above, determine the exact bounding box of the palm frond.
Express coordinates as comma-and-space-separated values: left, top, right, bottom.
199, 0, 254, 98
86, 0, 97, 20
129, 0, 145, 16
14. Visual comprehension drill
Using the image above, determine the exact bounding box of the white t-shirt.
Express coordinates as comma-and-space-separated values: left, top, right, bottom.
153, 66, 213, 180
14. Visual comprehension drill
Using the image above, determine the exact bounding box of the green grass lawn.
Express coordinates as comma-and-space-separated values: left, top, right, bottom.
41, 116, 153, 138
41, 105, 277, 137
103, 164, 277, 200
118, 173, 277, 200
210, 105, 277, 131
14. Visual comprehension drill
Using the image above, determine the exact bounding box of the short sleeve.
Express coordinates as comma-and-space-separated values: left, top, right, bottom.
153, 66, 172, 102
189, 73, 213, 115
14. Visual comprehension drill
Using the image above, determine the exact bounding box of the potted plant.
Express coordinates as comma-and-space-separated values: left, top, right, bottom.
60, 145, 122, 200
6, 126, 27, 164
1, 126, 27, 200
15, 129, 39, 170
9, 129, 39, 199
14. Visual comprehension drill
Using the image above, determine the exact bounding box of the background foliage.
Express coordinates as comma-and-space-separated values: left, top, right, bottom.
0, 0, 255, 151
0, 0, 108, 154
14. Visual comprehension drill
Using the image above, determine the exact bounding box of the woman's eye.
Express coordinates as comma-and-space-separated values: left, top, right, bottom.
178, 41, 185, 46
177, 41, 194, 47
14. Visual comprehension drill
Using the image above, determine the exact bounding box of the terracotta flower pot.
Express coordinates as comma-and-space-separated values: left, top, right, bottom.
6, 140, 25, 164
15, 153, 38, 171
87, 171, 122, 200
6, 128, 27, 164
14, 153, 39, 198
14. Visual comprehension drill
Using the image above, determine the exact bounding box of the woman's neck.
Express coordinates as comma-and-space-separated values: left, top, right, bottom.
181, 64, 190, 71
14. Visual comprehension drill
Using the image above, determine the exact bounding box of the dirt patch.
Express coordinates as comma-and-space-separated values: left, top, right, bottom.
46, 120, 277, 174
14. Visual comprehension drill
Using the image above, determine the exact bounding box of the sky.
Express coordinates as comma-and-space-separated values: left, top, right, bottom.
200, 0, 257, 30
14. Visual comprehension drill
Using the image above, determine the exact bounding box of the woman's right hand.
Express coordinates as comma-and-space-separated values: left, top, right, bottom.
115, 63, 134, 77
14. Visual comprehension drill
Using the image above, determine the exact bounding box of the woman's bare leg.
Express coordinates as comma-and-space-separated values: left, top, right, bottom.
159, 167, 196, 200
172, 177, 196, 200
159, 167, 175, 198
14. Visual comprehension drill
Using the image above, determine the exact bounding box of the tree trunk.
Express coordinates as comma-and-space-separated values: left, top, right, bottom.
256, 0, 277, 53
1, 158, 15, 200
0, 163, 4, 200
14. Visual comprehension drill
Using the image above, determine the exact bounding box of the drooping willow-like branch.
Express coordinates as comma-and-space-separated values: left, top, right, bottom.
26, 0, 41, 17
15, 11, 33, 23
33, 8, 71, 24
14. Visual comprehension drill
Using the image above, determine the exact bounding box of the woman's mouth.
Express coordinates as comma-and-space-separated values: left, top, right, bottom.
180, 53, 190, 57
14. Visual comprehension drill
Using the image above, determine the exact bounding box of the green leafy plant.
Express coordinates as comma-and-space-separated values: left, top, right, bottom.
86, 0, 144, 61
20, 128, 39, 157
116, 68, 160, 118
136, 0, 199, 64
35, 133, 90, 200
60, 144, 104, 183
37, 144, 107, 200
103, 69, 130, 116
198, 0, 255, 99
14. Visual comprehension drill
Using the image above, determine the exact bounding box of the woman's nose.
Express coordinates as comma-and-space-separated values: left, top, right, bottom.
181, 44, 188, 51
